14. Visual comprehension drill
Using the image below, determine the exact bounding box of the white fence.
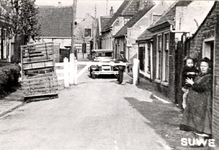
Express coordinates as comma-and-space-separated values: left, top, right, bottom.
55, 56, 139, 87
55, 54, 78, 88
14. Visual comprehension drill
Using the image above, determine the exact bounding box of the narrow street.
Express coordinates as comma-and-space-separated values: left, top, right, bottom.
0, 70, 171, 150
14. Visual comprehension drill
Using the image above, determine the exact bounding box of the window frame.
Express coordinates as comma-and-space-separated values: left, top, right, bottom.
162, 32, 170, 83
138, 43, 145, 72
156, 34, 162, 80
84, 28, 92, 37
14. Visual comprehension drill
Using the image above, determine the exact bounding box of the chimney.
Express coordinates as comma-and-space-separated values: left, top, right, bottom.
57, 2, 62, 8
110, 6, 114, 17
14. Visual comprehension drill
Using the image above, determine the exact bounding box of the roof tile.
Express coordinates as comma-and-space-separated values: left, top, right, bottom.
38, 6, 73, 37
102, 0, 140, 33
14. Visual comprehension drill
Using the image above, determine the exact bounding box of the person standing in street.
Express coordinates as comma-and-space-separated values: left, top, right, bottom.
115, 51, 127, 84
180, 57, 213, 146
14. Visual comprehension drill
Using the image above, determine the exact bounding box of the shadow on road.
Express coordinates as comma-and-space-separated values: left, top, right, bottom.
87, 74, 117, 79
124, 97, 195, 150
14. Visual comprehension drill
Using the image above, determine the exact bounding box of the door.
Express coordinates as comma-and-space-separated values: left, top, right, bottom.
203, 39, 214, 61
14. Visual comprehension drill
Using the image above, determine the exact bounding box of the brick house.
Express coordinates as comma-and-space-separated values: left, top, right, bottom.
186, 1, 219, 146
136, 1, 214, 107
38, 6, 96, 60
113, 1, 169, 64
100, 0, 140, 56
38, 6, 72, 49
214, 2, 219, 146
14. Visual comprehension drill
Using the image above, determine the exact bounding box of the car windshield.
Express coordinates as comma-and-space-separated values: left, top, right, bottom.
92, 52, 113, 62
96, 52, 112, 57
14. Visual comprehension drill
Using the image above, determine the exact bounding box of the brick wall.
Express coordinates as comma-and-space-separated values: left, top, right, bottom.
213, 2, 219, 146
189, 2, 219, 145
189, 4, 217, 60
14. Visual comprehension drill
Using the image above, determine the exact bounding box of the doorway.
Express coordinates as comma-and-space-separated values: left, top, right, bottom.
203, 39, 214, 61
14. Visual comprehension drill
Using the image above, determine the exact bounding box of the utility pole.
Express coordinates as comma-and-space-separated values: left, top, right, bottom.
93, 5, 97, 50
71, 0, 77, 54
106, 0, 108, 16
70, 0, 77, 85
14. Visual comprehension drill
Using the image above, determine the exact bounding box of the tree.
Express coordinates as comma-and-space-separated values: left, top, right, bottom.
4, 0, 40, 62
8, 0, 40, 42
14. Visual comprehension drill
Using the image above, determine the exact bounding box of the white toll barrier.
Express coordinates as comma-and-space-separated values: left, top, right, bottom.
69, 53, 75, 85
64, 57, 69, 88
74, 60, 78, 85
133, 58, 140, 85
56, 60, 130, 88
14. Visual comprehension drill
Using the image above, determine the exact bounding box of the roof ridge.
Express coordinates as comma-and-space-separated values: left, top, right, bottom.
148, 0, 194, 30
114, 4, 155, 38
102, 0, 135, 33
147, 0, 179, 30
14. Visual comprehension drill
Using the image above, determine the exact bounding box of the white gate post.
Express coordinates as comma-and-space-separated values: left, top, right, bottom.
64, 57, 69, 88
133, 58, 140, 85
69, 53, 74, 85
74, 60, 78, 85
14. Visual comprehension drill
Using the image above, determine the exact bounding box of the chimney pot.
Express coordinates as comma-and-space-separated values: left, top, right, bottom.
110, 6, 114, 17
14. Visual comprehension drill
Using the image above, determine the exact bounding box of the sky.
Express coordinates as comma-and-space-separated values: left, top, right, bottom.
35, 0, 124, 18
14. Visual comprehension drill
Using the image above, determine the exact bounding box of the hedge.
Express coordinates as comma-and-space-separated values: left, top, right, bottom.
0, 64, 21, 97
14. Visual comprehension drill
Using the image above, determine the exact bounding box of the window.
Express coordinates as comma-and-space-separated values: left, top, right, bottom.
156, 35, 162, 80
84, 28, 91, 37
138, 44, 145, 71
162, 33, 169, 82
147, 42, 151, 73
156, 33, 170, 83
0, 28, 8, 60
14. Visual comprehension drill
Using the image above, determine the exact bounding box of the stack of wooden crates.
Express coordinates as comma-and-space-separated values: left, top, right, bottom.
20, 42, 59, 100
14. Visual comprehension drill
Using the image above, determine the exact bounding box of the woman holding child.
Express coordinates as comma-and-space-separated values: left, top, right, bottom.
180, 57, 213, 141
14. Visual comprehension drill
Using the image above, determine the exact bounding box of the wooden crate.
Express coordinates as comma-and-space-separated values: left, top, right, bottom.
21, 42, 56, 77
21, 42, 54, 62
21, 42, 59, 100
23, 60, 54, 70
21, 75, 59, 98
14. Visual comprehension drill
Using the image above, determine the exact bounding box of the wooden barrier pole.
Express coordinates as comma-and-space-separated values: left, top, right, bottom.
70, 53, 74, 85
133, 58, 140, 85
64, 57, 69, 88
74, 60, 78, 85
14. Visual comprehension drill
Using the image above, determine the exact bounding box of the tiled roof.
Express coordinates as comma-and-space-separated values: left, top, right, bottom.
114, 4, 154, 38
148, 1, 192, 30
100, 16, 111, 31
102, 0, 140, 33
121, 0, 140, 16
101, 0, 130, 32
38, 6, 73, 37
137, 29, 153, 41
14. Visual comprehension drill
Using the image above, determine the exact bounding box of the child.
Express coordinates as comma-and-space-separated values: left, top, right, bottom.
182, 57, 199, 109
